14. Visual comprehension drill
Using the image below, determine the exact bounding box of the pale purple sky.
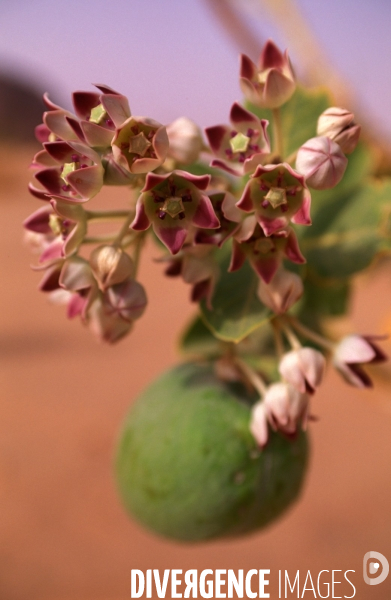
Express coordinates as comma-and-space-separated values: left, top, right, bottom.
1, 0, 391, 134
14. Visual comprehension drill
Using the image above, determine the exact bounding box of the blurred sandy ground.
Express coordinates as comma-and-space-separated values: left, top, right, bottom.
1, 144, 391, 599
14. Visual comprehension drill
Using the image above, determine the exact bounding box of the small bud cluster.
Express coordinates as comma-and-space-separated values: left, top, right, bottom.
24, 40, 386, 443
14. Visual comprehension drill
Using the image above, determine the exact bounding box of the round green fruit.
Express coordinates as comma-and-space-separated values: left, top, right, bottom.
116, 363, 309, 542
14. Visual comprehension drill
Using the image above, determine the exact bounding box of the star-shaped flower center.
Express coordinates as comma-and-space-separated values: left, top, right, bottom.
162, 196, 185, 219
230, 132, 250, 154
127, 132, 152, 157
265, 186, 287, 209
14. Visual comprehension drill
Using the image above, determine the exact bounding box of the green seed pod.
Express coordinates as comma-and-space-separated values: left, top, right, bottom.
116, 363, 309, 542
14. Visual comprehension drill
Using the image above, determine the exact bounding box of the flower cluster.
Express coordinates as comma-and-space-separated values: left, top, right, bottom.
24, 39, 386, 445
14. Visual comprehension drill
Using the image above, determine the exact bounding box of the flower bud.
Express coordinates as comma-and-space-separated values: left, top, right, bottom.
250, 401, 269, 447
295, 136, 347, 190
166, 117, 203, 164
88, 296, 133, 344
90, 245, 133, 290
105, 279, 148, 323
333, 334, 387, 388
257, 267, 303, 314
317, 107, 361, 154
240, 40, 296, 109
279, 348, 325, 394
263, 382, 309, 435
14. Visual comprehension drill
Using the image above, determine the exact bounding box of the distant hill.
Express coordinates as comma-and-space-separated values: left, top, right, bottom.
0, 73, 46, 143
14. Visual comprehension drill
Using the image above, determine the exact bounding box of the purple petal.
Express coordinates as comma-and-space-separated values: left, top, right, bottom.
228, 241, 246, 272
291, 191, 312, 226
205, 125, 229, 153
240, 54, 257, 79
66, 117, 85, 142
35, 123, 51, 143
142, 172, 169, 192
35, 167, 63, 195
251, 255, 279, 283
155, 225, 187, 255
23, 206, 52, 233
39, 264, 62, 291
67, 293, 88, 319
230, 102, 258, 125
40, 240, 64, 263
131, 198, 151, 231
236, 184, 254, 212
192, 195, 220, 229
258, 215, 288, 236
72, 91, 100, 118
284, 230, 306, 264
44, 141, 74, 163
261, 40, 284, 69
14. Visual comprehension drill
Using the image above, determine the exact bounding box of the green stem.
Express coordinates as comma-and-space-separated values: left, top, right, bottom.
285, 149, 298, 165
279, 319, 302, 351
83, 234, 118, 244
285, 315, 335, 351
272, 107, 284, 158
85, 209, 131, 221
234, 356, 267, 397
271, 318, 285, 358
132, 231, 146, 278
113, 211, 135, 247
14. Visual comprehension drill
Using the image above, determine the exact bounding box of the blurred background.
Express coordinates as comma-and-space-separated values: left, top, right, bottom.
1, 1, 391, 598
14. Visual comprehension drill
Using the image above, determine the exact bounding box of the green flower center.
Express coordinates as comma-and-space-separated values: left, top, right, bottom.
90, 104, 107, 125
265, 186, 287, 209
162, 197, 185, 219
127, 132, 151, 157
61, 162, 78, 184
229, 132, 250, 154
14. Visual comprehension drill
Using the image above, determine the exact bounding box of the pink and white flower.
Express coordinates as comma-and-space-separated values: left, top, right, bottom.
205, 103, 270, 176
257, 267, 303, 313
240, 40, 296, 109
279, 348, 326, 394
131, 171, 219, 254
229, 221, 305, 283
333, 335, 387, 388
237, 163, 311, 236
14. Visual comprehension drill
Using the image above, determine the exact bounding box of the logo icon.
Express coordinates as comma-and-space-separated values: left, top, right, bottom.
363, 551, 389, 585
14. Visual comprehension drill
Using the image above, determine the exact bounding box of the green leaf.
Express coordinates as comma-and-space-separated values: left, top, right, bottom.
200, 244, 271, 343
299, 179, 391, 280
179, 314, 221, 356
246, 86, 331, 158
296, 279, 351, 326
